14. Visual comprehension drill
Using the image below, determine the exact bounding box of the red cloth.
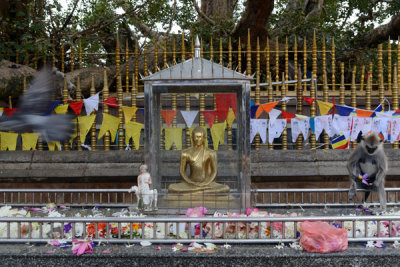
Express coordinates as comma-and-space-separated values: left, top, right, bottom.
201, 110, 218, 128
215, 93, 237, 116
303, 97, 315, 105
104, 97, 118, 108
4, 108, 17, 116
327, 97, 336, 116
69, 100, 83, 115
282, 111, 295, 123
216, 109, 229, 121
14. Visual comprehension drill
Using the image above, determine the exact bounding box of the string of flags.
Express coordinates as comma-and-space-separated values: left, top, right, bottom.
2, 92, 400, 151
0, 93, 238, 151
250, 96, 400, 149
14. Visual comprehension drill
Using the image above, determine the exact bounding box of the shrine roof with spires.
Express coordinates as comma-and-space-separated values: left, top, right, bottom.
142, 57, 253, 81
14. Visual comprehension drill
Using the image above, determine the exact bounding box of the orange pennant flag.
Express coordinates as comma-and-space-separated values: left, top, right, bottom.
161, 110, 179, 127
255, 101, 279, 119
355, 109, 375, 117
261, 101, 279, 113
255, 105, 264, 119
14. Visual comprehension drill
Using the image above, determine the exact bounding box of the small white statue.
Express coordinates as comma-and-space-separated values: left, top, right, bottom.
129, 164, 158, 211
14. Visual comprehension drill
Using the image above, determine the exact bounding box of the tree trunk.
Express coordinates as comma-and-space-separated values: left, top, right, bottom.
201, 0, 234, 20
232, 0, 274, 43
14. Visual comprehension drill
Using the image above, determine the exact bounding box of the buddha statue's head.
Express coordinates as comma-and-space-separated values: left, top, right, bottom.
192, 126, 206, 147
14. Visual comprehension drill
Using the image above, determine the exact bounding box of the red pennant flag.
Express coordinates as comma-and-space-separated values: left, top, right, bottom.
365, 73, 370, 80
282, 111, 296, 123
202, 110, 218, 128
215, 93, 237, 116
104, 97, 118, 108
303, 97, 315, 105
69, 100, 83, 115
327, 97, 336, 116
4, 108, 17, 116
216, 109, 229, 121
161, 110, 178, 127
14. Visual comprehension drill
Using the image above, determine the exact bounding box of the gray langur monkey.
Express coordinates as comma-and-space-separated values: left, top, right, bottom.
347, 133, 388, 210
51, 67, 75, 99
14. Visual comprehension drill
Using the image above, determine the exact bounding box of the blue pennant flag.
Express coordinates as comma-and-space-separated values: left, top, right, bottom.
336, 105, 354, 116
375, 104, 383, 112
42, 101, 62, 116
251, 105, 259, 119
371, 104, 383, 118
250, 100, 256, 107
309, 117, 315, 134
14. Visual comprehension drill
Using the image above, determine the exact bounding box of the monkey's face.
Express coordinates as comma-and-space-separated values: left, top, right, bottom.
362, 133, 383, 155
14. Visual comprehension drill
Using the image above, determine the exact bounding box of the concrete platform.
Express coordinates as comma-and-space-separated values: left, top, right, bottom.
0, 244, 399, 266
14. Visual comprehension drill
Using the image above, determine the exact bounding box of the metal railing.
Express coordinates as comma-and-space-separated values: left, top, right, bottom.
0, 215, 399, 244
1, 188, 399, 209
0, 188, 400, 243
0, 189, 137, 208
254, 188, 400, 208
0, 189, 244, 214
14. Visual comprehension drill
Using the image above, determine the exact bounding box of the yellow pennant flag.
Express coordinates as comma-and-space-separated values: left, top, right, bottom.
164, 127, 183, 150
98, 113, 120, 142
295, 114, 309, 120
21, 133, 39, 151
210, 121, 226, 150
317, 101, 334, 115
54, 104, 69, 114
0, 132, 18, 151
122, 106, 138, 124
226, 107, 236, 127
47, 141, 61, 151
125, 121, 143, 149
0, 107, 4, 116
189, 126, 209, 147
69, 119, 78, 147
78, 115, 96, 143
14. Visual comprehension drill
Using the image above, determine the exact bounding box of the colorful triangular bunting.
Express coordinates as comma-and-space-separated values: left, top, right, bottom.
161, 110, 179, 127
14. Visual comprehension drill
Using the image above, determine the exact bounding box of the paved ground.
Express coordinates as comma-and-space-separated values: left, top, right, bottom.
0, 243, 398, 266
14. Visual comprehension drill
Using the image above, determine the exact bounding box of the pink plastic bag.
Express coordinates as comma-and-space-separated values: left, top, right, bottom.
300, 221, 348, 253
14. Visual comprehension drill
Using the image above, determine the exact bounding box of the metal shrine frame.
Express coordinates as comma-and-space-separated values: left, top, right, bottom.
142, 37, 252, 208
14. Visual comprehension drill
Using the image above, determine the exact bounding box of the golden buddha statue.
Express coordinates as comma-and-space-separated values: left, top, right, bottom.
168, 126, 230, 194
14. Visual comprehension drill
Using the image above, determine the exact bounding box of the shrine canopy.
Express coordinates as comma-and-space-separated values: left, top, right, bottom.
142, 36, 253, 209
142, 55, 252, 82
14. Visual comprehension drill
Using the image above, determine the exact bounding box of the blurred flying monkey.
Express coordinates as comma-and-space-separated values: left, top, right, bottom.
347, 133, 388, 211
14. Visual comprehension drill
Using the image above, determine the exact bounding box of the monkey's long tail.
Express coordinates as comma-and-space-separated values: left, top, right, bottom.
363, 191, 371, 202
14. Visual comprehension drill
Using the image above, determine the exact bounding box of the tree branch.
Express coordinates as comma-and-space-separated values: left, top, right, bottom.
166, 0, 177, 35
71, 7, 138, 40
338, 13, 400, 62
340, 6, 354, 31
358, 13, 400, 47
192, 0, 216, 26
56, 0, 80, 35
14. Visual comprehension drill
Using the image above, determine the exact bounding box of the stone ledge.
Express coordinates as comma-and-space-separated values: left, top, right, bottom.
0, 150, 399, 179
0, 244, 398, 266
